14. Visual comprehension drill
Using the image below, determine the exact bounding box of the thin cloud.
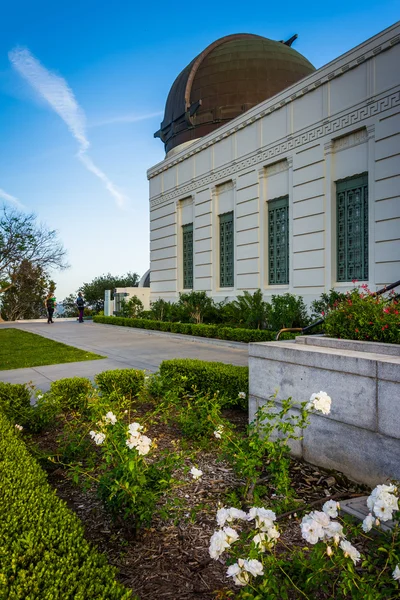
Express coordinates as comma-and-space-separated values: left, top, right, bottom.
0, 188, 25, 210
8, 47, 127, 208
90, 111, 163, 128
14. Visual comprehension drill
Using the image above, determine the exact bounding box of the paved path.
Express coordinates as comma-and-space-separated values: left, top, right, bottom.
0, 321, 249, 391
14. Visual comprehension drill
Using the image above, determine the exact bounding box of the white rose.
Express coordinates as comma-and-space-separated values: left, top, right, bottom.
340, 540, 361, 565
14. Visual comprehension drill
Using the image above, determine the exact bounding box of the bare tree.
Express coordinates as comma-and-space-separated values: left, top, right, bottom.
0, 205, 68, 293
0, 206, 68, 320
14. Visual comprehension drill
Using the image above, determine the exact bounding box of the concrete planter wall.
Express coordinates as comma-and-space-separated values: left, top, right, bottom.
249, 336, 400, 486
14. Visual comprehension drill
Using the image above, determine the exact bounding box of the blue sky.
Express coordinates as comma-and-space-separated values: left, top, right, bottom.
0, 1, 398, 300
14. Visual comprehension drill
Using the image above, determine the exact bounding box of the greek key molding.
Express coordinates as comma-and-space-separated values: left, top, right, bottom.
149, 31, 400, 180
150, 90, 400, 209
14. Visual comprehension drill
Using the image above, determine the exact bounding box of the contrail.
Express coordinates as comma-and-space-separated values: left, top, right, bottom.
0, 188, 25, 210
90, 111, 163, 128
9, 47, 127, 208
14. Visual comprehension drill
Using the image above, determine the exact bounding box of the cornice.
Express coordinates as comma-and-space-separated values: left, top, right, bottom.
148, 24, 400, 180
150, 89, 399, 209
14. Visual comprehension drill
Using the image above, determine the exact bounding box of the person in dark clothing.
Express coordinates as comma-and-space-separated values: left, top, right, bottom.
76, 292, 85, 323
45, 293, 56, 323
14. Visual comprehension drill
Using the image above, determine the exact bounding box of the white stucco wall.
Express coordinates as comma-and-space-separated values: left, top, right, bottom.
114, 287, 151, 311
148, 22, 400, 304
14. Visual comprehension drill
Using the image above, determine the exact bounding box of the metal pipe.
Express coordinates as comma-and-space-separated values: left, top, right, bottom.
301, 318, 325, 334
275, 327, 303, 341
375, 279, 400, 296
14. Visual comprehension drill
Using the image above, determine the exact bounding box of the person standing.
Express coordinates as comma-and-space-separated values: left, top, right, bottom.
76, 292, 85, 323
45, 293, 56, 324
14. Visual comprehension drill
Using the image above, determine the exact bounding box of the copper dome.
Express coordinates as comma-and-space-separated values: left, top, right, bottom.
155, 33, 315, 153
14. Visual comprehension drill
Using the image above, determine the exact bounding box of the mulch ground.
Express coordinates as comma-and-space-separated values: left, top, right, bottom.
35, 407, 366, 600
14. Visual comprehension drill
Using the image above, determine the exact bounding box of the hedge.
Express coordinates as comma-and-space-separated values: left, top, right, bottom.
0, 411, 133, 599
0, 380, 31, 423
93, 316, 296, 343
50, 377, 94, 411
159, 358, 249, 409
95, 369, 145, 398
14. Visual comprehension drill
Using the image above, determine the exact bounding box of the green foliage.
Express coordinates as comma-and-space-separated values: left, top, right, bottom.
93, 315, 296, 343
177, 290, 214, 324
224, 289, 270, 329
0, 380, 31, 421
149, 298, 185, 322
311, 288, 347, 319
0, 410, 132, 599
0, 259, 51, 321
217, 396, 310, 504
324, 287, 400, 344
154, 383, 225, 443
119, 296, 144, 318
60, 293, 79, 317
0, 381, 60, 433
159, 358, 248, 409
95, 369, 145, 399
80, 272, 140, 313
269, 293, 310, 330
0, 328, 104, 370
94, 419, 179, 529
50, 377, 94, 411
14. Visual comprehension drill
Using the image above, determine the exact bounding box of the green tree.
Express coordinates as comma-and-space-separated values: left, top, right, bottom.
60, 293, 79, 318
80, 272, 140, 313
269, 293, 310, 330
0, 260, 53, 321
118, 296, 144, 318
178, 291, 214, 324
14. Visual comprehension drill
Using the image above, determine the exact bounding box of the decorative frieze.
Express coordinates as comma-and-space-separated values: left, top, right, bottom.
264, 159, 289, 176
333, 128, 368, 152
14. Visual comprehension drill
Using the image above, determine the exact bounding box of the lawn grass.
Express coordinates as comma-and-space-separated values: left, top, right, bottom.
0, 328, 105, 370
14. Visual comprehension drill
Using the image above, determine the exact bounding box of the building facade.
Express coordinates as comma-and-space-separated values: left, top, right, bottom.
148, 23, 400, 305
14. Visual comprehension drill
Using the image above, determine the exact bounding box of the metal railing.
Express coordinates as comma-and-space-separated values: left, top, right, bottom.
275, 279, 400, 341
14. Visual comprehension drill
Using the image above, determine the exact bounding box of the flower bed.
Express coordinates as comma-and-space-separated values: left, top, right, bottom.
93, 315, 297, 343
2, 368, 399, 599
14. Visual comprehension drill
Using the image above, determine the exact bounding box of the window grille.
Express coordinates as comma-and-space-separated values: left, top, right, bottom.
219, 212, 234, 287
182, 223, 193, 289
268, 196, 289, 285
336, 173, 368, 282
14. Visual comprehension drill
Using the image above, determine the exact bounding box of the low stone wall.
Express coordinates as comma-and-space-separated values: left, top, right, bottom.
249, 336, 400, 486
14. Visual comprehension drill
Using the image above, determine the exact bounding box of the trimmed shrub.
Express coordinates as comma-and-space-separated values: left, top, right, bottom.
95, 369, 145, 398
0, 381, 31, 421
0, 411, 132, 599
50, 377, 94, 411
0, 381, 59, 433
191, 323, 219, 338
93, 316, 296, 343
159, 359, 249, 409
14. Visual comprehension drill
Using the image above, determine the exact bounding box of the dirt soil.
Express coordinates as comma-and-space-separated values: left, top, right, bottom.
35, 407, 366, 600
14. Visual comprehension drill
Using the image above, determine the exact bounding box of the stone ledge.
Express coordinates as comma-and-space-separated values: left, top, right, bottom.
249, 341, 378, 378
296, 335, 400, 357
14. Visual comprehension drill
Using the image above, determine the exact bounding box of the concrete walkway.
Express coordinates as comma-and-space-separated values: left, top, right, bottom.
0, 321, 249, 391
